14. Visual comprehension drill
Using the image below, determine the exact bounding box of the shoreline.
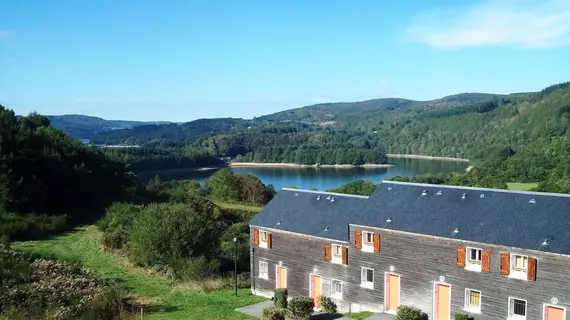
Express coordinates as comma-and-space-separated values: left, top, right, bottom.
386, 153, 470, 162
229, 162, 394, 169
137, 165, 225, 175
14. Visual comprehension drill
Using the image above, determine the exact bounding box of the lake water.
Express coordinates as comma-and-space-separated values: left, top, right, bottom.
139, 158, 469, 191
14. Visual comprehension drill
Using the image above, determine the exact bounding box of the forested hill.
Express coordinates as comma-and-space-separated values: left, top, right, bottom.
90, 92, 500, 145
46, 114, 171, 139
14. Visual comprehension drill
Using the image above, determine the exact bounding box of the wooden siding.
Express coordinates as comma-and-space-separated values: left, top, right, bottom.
348, 225, 570, 319
251, 224, 570, 318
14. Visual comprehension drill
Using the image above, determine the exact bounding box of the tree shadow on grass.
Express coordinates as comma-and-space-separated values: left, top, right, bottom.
311, 313, 345, 320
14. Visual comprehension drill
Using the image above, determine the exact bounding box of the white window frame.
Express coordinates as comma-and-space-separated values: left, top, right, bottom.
465, 247, 483, 272
361, 231, 375, 253
543, 304, 567, 320
258, 261, 269, 279
508, 297, 527, 320
331, 279, 343, 300
464, 288, 482, 314
360, 267, 374, 289
510, 254, 529, 280
331, 244, 343, 264
259, 230, 269, 248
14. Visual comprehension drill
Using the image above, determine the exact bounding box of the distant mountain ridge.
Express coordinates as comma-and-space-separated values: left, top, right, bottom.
46, 114, 173, 139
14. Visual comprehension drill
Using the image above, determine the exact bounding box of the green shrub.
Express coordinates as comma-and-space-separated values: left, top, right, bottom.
274, 288, 288, 309
455, 314, 474, 320
166, 256, 220, 281
395, 305, 428, 320
287, 296, 314, 320
97, 202, 141, 250
261, 307, 287, 320
318, 295, 337, 314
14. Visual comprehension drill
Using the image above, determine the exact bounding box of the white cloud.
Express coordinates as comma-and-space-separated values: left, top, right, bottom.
406, 0, 570, 50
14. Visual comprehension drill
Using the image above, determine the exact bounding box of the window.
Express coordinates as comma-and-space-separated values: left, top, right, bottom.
331, 279, 343, 299
259, 230, 269, 248
363, 232, 373, 244
361, 267, 374, 289
508, 298, 526, 319
259, 261, 268, 279
331, 244, 343, 264
468, 248, 482, 264
464, 289, 481, 313
361, 231, 375, 252
513, 255, 528, 271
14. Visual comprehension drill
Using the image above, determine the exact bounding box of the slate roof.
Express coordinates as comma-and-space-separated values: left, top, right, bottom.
249, 188, 369, 242
250, 181, 570, 255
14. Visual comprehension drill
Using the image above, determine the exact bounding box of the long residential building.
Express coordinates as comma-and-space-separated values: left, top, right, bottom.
249, 181, 570, 320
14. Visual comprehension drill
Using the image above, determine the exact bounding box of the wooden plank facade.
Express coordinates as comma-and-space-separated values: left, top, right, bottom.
250, 223, 570, 319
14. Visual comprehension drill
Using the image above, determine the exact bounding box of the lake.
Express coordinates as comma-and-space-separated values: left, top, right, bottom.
139, 158, 469, 191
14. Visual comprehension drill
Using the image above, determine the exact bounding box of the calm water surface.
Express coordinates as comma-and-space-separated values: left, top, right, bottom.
139, 158, 468, 191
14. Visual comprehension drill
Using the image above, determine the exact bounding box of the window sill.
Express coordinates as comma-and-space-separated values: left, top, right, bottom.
331, 294, 343, 301
360, 283, 374, 290
465, 263, 482, 272
258, 276, 269, 280
463, 307, 481, 314
507, 315, 526, 320
331, 257, 343, 265
509, 271, 528, 280
361, 246, 374, 253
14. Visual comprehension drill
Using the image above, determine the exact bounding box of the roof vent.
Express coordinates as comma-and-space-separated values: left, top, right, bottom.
451, 228, 460, 236
436, 190, 442, 195
326, 196, 331, 200
295, 193, 299, 196
480, 193, 485, 199
461, 193, 466, 200
330, 197, 336, 203
529, 198, 536, 204
316, 196, 321, 200
324, 226, 330, 231
276, 221, 281, 225
387, 187, 393, 191
386, 218, 392, 223
421, 190, 427, 196
541, 239, 549, 246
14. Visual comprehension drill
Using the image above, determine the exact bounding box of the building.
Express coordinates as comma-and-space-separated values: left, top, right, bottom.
249, 181, 570, 320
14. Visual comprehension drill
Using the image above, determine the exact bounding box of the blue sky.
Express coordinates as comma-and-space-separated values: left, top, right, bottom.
1, 0, 570, 121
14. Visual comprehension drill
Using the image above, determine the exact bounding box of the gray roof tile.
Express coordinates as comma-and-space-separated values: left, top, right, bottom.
250, 181, 570, 254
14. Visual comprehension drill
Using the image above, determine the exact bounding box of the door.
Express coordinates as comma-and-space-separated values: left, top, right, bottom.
434, 284, 450, 320
310, 275, 322, 306
385, 274, 400, 313
276, 266, 287, 289
545, 305, 566, 320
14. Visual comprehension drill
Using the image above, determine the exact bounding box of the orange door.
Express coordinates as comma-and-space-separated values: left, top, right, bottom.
435, 284, 450, 320
545, 306, 565, 320
385, 274, 400, 312
311, 275, 322, 306
276, 267, 287, 289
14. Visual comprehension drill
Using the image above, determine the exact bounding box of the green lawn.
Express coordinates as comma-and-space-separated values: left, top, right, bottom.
507, 182, 538, 191
12, 226, 265, 320
214, 201, 263, 213
343, 311, 374, 319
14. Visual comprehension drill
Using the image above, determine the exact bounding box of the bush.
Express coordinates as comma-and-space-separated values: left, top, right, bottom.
98, 202, 141, 250
274, 288, 288, 309
395, 305, 428, 320
261, 307, 287, 320
318, 295, 337, 314
455, 314, 474, 320
287, 296, 314, 320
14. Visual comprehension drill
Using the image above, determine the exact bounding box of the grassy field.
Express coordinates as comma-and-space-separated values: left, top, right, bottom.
12, 226, 265, 320
507, 182, 539, 191
214, 201, 263, 213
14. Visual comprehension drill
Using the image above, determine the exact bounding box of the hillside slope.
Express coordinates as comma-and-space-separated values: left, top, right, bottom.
47, 114, 170, 139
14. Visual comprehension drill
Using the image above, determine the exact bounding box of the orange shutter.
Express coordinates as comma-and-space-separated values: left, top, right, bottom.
267, 233, 272, 248
373, 233, 381, 253
500, 253, 510, 275
253, 229, 259, 246
324, 244, 331, 262
456, 247, 466, 268
355, 231, 362, 249
482, 250, 491, 272
528, 257, 537, 281
342, 247, 348, 265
